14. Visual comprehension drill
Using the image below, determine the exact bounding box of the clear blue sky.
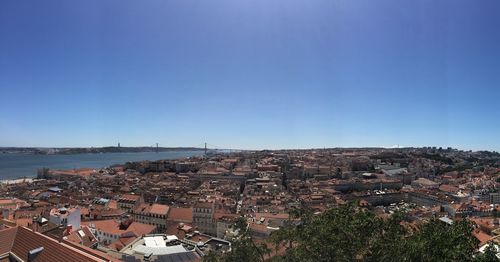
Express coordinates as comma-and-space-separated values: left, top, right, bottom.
1, 1, 499, 150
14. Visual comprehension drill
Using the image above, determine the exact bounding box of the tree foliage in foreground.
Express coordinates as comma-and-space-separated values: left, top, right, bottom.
203, 217, 269, 262
205, 204, 499, 262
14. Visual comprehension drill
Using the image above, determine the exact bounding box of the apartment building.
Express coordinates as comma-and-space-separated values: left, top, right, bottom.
131, 203, 169, 233
193, 202, 216, 235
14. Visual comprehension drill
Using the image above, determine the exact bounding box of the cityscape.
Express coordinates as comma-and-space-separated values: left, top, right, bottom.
2, 0, 500, 261
2, 147, 500, 261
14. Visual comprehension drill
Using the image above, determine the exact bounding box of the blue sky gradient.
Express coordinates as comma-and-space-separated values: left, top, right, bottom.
1, 1, 499, 150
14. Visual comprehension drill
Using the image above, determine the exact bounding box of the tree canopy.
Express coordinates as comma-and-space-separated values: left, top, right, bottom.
205, 204, 499, 262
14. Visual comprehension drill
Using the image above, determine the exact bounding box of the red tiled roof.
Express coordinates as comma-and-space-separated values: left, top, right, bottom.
439, 184, 460, 193
255, 213, 289, 220
165, 224, 188, 239
213, 212, 239, 221
107, 200, 118, 209
0, 227, 16, 255
0, 199, 25, 205
65, 226, 98, 248
108, 235, 136, 251
474, 229, 493, 246
135, 204, 169, 215
249, 223, 270, 233
83, 220, 155, 236
0, 227, 106, 261
168, 208, 193, 223
119, 194, 140, 202
149, 204, 169, 215
61, 239, 118, 262
13, 218, 31, 227
98, 209, 126, 218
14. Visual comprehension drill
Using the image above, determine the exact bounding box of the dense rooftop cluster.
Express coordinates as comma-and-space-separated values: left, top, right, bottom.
2, 147, 500, 261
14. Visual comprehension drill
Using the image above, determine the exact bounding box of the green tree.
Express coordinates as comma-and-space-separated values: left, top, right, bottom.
208, 204, 483, 262
364, 212, 407, 262
403, 218, 479, 262
204, 217, 270, 262
268, 203, 398, 261
271, 205, 480, 261
203, 250, 223, 262
475, 242, 500, 262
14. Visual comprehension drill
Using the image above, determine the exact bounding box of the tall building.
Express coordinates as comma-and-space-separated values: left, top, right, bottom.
131, 203, 169, 233
193, 202, 216, 235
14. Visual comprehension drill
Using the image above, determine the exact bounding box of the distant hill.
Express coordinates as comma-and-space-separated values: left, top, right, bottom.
0, 146, 205, 155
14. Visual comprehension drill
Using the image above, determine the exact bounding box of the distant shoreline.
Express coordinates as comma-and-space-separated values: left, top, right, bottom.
0, 177, 36, 185
0, 150, 206, 180
0, 146, 206, 155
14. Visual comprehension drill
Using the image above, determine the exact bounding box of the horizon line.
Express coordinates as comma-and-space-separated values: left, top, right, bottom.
1, 145, 498, 153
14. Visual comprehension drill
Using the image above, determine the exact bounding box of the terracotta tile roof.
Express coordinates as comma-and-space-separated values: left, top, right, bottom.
166, 224, 188, 239
98, 209, 126, 218
0, 198, 28, 210
213, 212, 239, 221
108, 235, 136, 251
61, 239, 119, 262
107, 200, 118, 209
65, 226, 98, 248
255, 213, 289, 220
13, 218, 31, 227
474, 229, 493, 246
80, 207, 90, 216
0, 227, 106, 261
0, 199, 25, 205
149, 204, 169, 215
119, 194, 140, 202
67, 231, 84, 244
167, 208, 193, 223
249, 223, 270, 233
439, 184, 460, 193
135, 204, 169, 215
83, 220, 155, 236
0, 227, 17, 255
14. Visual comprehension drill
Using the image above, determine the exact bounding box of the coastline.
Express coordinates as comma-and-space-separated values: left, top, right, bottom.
0, 147, 206, 155
0, 178, 36, 185
0, 150, 206, 182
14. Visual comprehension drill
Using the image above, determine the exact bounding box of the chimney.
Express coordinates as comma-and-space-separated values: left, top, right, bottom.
31, 216, 38, 232
66, 224, 73, 235
1, 209, 9, 219
59, 224, 65, 243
